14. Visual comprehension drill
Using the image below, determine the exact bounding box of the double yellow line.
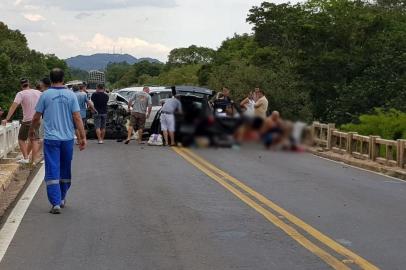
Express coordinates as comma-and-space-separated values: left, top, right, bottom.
173, 147, 380, 270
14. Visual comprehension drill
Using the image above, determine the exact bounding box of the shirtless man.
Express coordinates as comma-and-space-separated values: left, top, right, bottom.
261, 111, 284, 149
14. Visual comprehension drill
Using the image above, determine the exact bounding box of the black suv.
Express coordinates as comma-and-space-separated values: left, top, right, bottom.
150, 86, 243, 147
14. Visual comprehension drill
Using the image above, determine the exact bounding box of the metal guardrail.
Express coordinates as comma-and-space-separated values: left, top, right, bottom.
312, 121, 406, 169
0, 121, 20, 160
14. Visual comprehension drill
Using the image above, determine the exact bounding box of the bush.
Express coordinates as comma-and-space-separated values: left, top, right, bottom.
341, 108, 406, 140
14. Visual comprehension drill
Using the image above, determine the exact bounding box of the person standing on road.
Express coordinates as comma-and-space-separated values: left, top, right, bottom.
254, 89, 269, 119
2, 79, 42, 164
74, 83, 96, 143
29, 68, 87, 214
213, 87, 232, 113
91, 84, 109, 144
240, 91, 255, 117
160, 87, 182, 146
38, 77, 51, 152
125, 87, 152, 145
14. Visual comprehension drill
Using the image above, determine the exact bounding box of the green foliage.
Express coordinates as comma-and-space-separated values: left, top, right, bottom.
69, 67, 88, 81
144, 64, 202, 86
241, 0, 406, 124
106, 61, 164, 88
342, 109, 406, 140
168, 45, 215, 66
0, 21, 70, 111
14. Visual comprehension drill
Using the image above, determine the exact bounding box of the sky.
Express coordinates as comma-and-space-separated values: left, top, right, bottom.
1, 0, 294, 62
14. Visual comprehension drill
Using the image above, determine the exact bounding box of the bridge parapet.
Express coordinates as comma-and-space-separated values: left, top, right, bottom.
312, 122, 406, 169
0, 121, 20, 160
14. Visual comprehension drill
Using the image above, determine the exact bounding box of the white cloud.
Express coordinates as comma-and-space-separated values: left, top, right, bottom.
23, 5, 40, 10
84, 33, 170, 58
59, 34, 81, 43
23, 13, 45, 22
22, 0, 177, 11
75, 12, 93, 20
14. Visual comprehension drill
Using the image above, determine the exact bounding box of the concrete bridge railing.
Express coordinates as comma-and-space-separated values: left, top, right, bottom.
311, 121, 406, 169
0, 121, 20, 160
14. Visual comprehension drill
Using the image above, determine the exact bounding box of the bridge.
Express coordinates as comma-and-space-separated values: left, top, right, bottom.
0, 123, 406, 270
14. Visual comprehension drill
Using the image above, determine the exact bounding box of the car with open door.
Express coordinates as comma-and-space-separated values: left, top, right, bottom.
150, 86, 243, 147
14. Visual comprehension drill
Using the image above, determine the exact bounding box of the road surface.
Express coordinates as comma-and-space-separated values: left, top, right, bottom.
1, 142, 406, 269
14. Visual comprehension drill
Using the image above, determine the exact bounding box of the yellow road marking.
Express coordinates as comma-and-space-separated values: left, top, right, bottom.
174, 147, 380, 270
172, 147, 350, 270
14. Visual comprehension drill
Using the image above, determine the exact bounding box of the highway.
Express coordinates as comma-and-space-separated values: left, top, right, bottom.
1, 142, 406, 270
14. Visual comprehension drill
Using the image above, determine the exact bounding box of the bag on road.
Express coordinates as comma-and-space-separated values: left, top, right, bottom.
148, 134, 163, 146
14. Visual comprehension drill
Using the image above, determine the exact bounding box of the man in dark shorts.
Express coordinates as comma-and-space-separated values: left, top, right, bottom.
125, 87, 152, 145
2, 79, 41, 164
91, 84, 109, 144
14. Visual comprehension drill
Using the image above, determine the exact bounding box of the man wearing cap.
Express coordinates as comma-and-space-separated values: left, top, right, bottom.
2, 78, 42, 164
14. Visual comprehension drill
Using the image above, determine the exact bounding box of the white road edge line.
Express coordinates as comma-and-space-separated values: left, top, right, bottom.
313, 154, 406, 183
0, 165, 44, 263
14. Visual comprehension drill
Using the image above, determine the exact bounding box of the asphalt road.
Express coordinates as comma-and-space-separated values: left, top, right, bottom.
1, 142, 406, 270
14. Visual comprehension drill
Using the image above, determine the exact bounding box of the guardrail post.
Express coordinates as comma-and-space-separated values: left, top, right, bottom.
327, 123, 335, 150
369, 136, 379, 161
311, 122, 316, 145
397, 139, 406, 168
347, 132, 356, 155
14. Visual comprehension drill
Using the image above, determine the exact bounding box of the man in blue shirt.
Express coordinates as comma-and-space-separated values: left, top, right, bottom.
73, 83, 96, 142
29, 68, 87, 214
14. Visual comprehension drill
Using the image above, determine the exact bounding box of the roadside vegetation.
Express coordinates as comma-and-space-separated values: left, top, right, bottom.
342, 109, 406, 140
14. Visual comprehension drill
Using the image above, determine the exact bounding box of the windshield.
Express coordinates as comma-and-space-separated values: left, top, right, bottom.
177, 91, 209, 99
117, 90, 137, 100
151, 92, 172, 106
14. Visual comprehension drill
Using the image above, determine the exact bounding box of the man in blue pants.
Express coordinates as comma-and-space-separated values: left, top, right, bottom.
29, 68, 87, 214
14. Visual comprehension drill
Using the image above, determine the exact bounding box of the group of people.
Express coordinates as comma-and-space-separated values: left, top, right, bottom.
124, 86, 182, 146
212, 87, 300, 150
212, 87, 269, 120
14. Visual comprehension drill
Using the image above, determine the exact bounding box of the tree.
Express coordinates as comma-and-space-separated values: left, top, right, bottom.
168, 45, 215, 66
0, 22, 68, 111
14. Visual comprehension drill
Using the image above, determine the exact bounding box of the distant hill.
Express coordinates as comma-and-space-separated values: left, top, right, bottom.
66, 53, 161, 71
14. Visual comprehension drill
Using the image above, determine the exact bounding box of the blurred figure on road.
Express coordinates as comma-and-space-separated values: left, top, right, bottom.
1, 78, 41, 164
261, 111, 284, 149
29, 68, 86, 214
91, 84, 109, 144
254, 89, 269, 119
160, 86, 182, 146
125, 86, 152, 145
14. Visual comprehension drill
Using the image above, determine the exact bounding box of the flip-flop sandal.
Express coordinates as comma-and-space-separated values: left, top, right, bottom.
124, 140, 130, 145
